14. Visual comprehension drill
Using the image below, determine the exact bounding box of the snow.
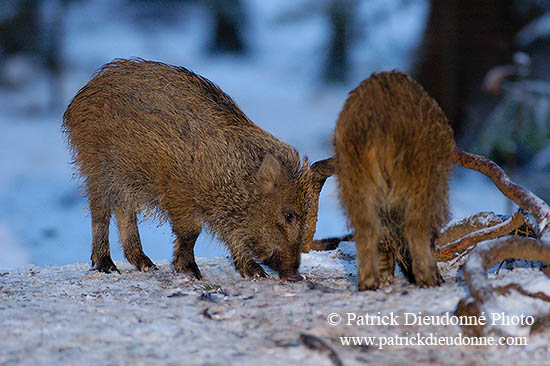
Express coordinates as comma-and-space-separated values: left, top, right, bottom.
1, 250, 548, 365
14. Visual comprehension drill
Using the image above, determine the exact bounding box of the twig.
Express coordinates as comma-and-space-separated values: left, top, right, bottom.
299, 333, 343, 366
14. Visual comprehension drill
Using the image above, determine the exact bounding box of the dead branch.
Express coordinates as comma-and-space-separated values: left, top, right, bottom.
302, 158, 336, 253
493, 283, 550, 302
452, 148, 550, 233
435, 210, 534, 262
437, 212, 508, 245
464, 236, 550, 304
308, 209, 535, 260
309, 148, 550, 337
299, 333, 343, 366
305, 234, 354, 253
451, 147, 550, 335
456, 236, 550, 336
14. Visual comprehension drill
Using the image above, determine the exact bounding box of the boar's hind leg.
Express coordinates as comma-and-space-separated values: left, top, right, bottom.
403, 203, 442, 288
377, 237, 395, 286
172, 227, 202, 280
352, 205, 382, 291
114, 207, 157, 272
355, 224, 382, 291
90, 195, 119, 273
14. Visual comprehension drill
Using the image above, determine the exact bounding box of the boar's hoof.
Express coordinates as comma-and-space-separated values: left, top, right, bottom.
133, 255, 158, 272
92, 256, 120, 274
174, 261, 202, 280
379, 272, 394, 287
358, 276, 380, 291
238, 261, 268, 279
415, 270, 444, 288
138, 262, 158, 272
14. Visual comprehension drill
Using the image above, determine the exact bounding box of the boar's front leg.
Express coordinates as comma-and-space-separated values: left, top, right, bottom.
172, 226, 202, 280
229, 245, 268, 278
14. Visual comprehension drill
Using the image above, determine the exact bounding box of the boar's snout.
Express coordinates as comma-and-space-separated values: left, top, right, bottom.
262, 254, 302, 282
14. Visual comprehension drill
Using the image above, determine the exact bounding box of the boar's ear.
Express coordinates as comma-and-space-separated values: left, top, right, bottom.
256, 153, 282, 193
311, 157, 335, 184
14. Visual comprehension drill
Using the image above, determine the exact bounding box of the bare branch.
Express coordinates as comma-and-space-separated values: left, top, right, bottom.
445, 149, 550, 336
306, 234, 354, 252
493, 283, 550, 302
435, 210, 534, 262
457, 236, 550, 336
452, 148, 550, 233
464, 236, 550, 300
437, 212, 508, 245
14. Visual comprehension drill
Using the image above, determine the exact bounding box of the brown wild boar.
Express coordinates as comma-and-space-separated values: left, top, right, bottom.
333, 71, 454, 290
63, 58, 332, 281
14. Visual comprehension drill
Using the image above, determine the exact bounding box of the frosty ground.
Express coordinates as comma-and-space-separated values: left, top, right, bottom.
1, 243, 549, 366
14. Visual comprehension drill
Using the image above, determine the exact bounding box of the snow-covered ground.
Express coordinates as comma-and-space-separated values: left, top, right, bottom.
1, 246, 549, 365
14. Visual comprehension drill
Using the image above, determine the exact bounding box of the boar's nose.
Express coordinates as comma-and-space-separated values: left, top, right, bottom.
280, 271, 304, 282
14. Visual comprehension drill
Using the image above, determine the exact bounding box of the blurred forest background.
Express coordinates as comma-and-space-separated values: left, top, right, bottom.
1, 0, 550, 269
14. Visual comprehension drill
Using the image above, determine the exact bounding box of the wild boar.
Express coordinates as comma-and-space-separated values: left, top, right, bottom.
333, 71, 454, 290
63, 58, 332, 281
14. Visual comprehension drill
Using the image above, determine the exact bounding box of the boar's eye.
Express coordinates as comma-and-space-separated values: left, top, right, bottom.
284, 211, 297, 223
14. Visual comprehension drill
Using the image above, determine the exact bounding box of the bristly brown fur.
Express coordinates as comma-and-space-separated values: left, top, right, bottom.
333, 71, 455, 290
62, 58, 332, 280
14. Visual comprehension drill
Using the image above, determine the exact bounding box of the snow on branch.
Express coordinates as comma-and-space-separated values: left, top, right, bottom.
435, 210, 535, 262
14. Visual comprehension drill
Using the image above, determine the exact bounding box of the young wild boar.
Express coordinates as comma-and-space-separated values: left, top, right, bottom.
63, 58, 332, 281
333, 71, 455, 290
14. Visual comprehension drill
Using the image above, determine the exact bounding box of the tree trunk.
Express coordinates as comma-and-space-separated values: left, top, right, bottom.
209, 0, 246, 54
414, 0, 522, 139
